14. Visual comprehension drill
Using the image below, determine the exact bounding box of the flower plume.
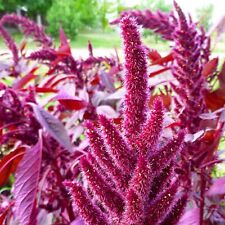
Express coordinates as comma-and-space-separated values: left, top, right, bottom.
172, 2, 207, 132
121, 16, 148, 141
65, 17, 187, 225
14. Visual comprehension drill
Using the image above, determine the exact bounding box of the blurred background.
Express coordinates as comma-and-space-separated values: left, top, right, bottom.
0, 0, 224, 55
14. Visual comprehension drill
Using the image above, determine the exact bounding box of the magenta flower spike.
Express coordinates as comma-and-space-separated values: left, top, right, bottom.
135, 98, 164, 155
0, 26, 18, 62
85, 121, 128, 191
79, 157, 124, 217
98, 115, 135, 173
64, 181, 109, 225
172, 1, 206, 132
0, 14, 52, 46
120, 16, 148, 141
145, 180, 179, 224
161, 193, 188, 225
66, 16, 187, 225
149, 131, 185, 173
111, 9, 178, 41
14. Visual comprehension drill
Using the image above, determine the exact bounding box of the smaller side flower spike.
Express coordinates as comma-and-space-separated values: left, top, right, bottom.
121, 189, 144, 225
160, 193, 188, 225
0, 26, 18, 63
145, 180, 179, 225
149, 130, 185, 174
80, 157, 124, 216
149, 163, 173, 200
64, 181, 110, 225
173, 1, 188, 30
128, 155, 153, 199
0, 14, 52, 46
135, 98, 164, 156
121, 156, 153, 224
120, 16, 148, 140
86, 152, 113, 186
85, 121, 128, 191
98, 115, 135, 173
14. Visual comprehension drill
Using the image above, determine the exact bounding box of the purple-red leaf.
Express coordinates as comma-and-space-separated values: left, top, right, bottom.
202, 58, 218, 77
12, 67, 38, 90
30, 103, 72, 151
0, 203, 12, 225
151, 52, 173, 65
0, 146, 26, 187
13, 134, 43, 225
55, 92, 87, 111
207, 176, 225, 196
148, 49, 161, 62
178, 208, 200, 225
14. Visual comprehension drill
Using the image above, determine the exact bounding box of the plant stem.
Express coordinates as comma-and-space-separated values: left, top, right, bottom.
199, 171, 206, 225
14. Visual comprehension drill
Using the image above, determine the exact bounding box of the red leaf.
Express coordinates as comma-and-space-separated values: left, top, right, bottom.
47, 29, 72, 74
34, 87, 58, 93
13, 135, 43, 225
200, 129, 216, 143
30, 103, 72, 151
178, 208, 200, 225
20, 40, 27, 56
218, 60, 225, 90
151, 53, 173, 65
58, 99, 87, 110
204, 90, 225, 111
13, 67, 38, 90
166, 121, 182, 129
202, 57, 218, 77
0, 204, 11, 225
59, 27, 71, 56
56, 92, 87, 110
90, 74, 100, 85
0, 147, 26, 187
51, 28, 71, 64
207, 176, 225, 196
149, 67, 170, 77
49, 75, 76, 88
148, 49, 161, 62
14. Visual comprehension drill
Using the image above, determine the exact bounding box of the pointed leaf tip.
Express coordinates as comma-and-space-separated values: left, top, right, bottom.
13, 134, 43, 225
29, 103, 72, 151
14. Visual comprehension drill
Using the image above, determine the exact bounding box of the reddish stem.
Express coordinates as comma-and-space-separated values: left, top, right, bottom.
199, 171, 206, 225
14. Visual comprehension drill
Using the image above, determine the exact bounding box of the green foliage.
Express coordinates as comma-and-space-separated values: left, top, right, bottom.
47, 0, 100, 38
0, 0, 20, 12
196, 4, 214, 31
47, 0, 81, 38
0, 0, 52, 18
74, 0, 98, 28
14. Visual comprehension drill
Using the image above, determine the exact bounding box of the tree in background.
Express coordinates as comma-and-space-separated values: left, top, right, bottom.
74, 0, 98, 28
0, 0, 52, 19
47, 0, 99, 38
139, 0, 172, 12
196, 4, 214, 31
97, 0, 127, 31
46, 0, 81, 38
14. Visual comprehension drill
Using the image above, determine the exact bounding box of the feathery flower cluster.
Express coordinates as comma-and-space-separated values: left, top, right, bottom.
112, 4, 211, 133
0, 25, 18, 62
172, 2, 207, 132
65, 16, 187, 225
111, 9, 177, 41
0, 14, 52, 46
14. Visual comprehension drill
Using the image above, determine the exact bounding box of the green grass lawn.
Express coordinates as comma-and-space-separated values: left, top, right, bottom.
0, 30, 169, 52
1, 30, 225, 55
